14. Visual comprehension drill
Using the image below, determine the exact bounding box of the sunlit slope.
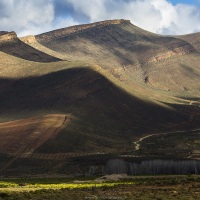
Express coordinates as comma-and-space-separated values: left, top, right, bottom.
28, 19, 200, 98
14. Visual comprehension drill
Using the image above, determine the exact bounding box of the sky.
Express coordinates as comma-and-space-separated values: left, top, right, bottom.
0, 0, 200, 37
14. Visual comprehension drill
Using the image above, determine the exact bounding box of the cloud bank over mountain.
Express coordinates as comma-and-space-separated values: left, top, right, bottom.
1, 0, 200, 36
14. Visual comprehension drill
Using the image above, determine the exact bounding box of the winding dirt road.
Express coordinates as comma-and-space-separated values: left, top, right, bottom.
133, 128, 200, 151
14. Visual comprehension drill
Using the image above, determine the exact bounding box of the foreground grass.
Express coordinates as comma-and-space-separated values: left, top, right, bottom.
0, 181, 133, 192
0, 176, 200, 199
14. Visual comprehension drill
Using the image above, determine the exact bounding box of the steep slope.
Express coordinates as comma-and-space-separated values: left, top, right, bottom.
0, 32, 60, 62
29, 19, 200, 97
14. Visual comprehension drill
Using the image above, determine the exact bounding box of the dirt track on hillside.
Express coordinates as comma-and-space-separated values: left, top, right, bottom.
133, 128, 200, 151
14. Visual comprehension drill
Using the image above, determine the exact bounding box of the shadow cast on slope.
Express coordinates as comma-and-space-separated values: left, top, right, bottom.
0, 38, 61, 62
0, 67, 199, 152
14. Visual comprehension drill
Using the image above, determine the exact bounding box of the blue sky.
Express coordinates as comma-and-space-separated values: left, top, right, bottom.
171, 0, 199, 5
0, 0, 200, 36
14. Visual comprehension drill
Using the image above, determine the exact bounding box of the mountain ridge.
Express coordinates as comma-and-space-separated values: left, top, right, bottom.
37, 19, 131, 41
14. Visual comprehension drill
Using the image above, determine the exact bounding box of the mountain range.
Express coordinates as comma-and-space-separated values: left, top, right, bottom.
0, 19, 200, 176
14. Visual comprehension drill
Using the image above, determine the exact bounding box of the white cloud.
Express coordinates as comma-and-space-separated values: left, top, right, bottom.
0, 0, 200, 36
64, 0, 200, 35
0, 0, 54, 36
172, 3, 200, 34
0, 0, 78, 36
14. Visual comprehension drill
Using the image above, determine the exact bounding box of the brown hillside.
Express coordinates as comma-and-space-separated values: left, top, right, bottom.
0, 20, 200, 175
0, 114, 67, 172
179, 32, 200, 52
0, 114, 67, 155
33, 19, 200, 96
0, 32, 61, 62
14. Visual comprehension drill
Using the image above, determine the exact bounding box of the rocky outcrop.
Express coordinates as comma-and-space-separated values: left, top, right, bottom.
37, 19, 130, 41
148, 51, 175, 63
148, 41, 195, 63
0, 32, 17, 43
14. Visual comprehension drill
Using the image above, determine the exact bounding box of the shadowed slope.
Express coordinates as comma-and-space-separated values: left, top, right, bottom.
0, 114, 67, 155
0, 114, 67, 172
0, 67, 199, 153
0, 32, 61, 62
179, 32, 200, 52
